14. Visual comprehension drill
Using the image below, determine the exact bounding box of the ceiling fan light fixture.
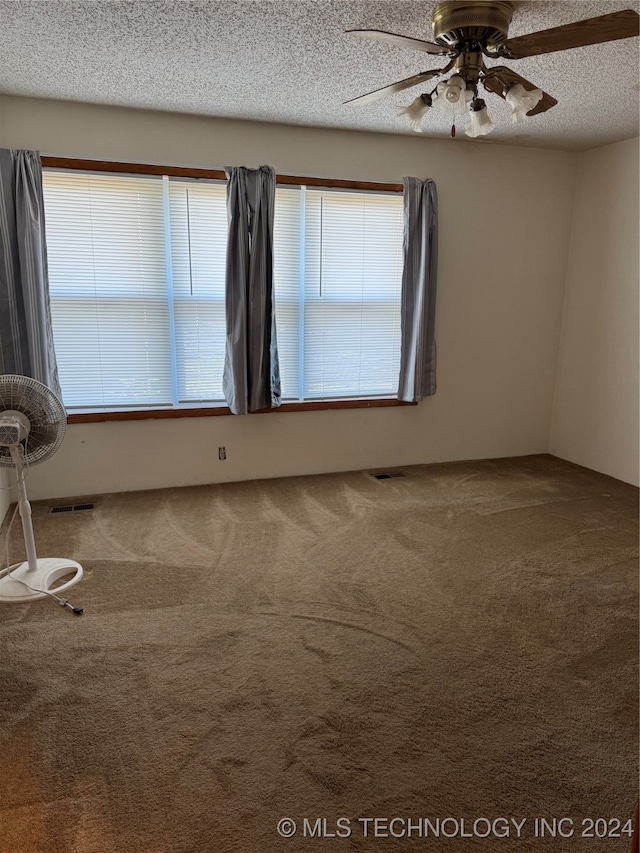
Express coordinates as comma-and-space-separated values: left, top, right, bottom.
346, 3, 640, 139
465, 99, 494, 137
505, 82, 543, 123
397, 93, 433, 132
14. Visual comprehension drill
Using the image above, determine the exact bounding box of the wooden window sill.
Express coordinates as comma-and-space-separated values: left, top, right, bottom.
66, 399, 417, 424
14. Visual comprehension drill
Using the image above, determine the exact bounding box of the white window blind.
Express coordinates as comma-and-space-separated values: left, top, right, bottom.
273, 187, 302, 399
44, 171, 172, 409
168, 180, 227, 403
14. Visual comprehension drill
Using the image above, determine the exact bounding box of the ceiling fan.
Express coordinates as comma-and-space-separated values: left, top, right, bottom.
345, 2, 640, 138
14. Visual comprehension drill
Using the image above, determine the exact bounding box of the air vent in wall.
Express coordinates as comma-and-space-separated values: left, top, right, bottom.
48, 503, 95, 514
370, 471, 406, 481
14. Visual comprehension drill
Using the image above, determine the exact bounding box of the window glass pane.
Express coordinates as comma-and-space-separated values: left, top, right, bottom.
43, 171, 172, 408
168, 180, 227, 402
273, 187, 301, 400
302, 189, 403, 399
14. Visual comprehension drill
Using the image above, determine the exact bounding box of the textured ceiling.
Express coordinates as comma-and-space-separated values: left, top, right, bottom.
1, 0, 639, 151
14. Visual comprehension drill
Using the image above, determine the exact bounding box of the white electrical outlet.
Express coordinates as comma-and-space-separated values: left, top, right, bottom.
218, 446, 226, 460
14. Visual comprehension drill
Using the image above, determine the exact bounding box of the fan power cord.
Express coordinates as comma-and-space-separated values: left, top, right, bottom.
3, 503, 19, 574
2, 563, 85, 614
2, 462, 27, 570
56, 596, 84, 615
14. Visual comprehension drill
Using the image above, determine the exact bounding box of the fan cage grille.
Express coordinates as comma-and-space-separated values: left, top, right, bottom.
0, 375, 67, 468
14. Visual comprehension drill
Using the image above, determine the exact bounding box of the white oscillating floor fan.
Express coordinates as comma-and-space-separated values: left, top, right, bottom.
0, 374, 83, 608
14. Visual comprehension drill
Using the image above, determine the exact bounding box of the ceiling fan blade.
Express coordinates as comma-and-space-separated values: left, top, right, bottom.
347, 29, 450, 55
344, 69, 443, 107
501, 9, 639, 59
482, 67, 557, 116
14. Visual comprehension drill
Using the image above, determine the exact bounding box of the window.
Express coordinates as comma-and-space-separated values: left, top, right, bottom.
274, 187, 404, 401
43, 168, 404, 412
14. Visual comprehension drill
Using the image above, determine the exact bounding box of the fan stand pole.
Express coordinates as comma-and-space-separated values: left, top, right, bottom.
9, 444, 39, 574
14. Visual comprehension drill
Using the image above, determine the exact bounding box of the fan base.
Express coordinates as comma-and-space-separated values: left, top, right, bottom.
0, 558, 83, 604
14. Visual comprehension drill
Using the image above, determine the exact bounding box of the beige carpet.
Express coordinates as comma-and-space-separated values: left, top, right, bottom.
0, 454, 637, 852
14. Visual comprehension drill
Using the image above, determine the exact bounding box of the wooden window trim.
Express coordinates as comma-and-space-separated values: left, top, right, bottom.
43, 156, 408, 423
40, 157, 404, 193
67, 399, 416, 424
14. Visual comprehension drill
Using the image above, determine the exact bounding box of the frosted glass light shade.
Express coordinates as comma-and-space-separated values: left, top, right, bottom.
397, 94, 431, 132
465, 104, 494, 137
505, 83, 543, 124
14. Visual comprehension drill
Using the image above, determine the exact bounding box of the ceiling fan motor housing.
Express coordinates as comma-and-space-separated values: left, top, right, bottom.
433, 0, 514, 48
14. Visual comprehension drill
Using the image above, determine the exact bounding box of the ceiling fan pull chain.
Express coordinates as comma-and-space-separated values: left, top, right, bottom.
451, 122, 456, 138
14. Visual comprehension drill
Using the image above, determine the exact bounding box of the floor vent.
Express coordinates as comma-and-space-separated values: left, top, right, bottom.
48, 503, 95, 515
370, 471, 406, 481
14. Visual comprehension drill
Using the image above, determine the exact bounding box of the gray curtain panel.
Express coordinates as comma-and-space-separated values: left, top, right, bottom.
222, 165, 281, 415
0, 149, 61, 395
398, 177, 438, 403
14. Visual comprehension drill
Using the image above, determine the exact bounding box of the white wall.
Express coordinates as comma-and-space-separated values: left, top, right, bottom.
1, 95, 577, 500
550, 137, 639, 486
